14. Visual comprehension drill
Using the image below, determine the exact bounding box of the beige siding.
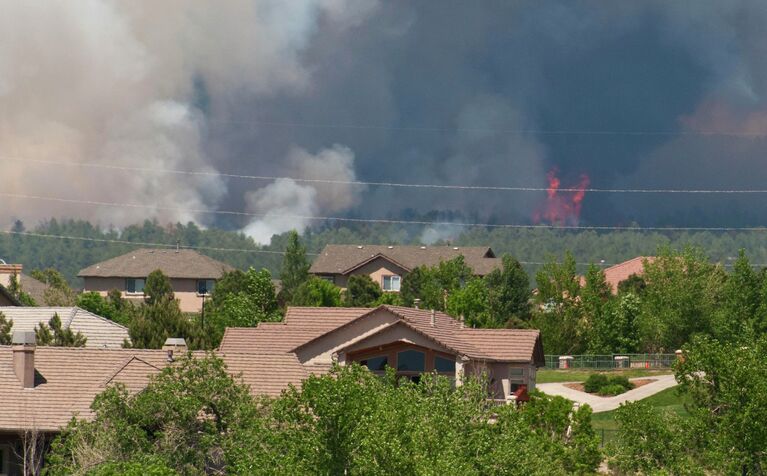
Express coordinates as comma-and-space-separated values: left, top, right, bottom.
83, 277, 208, 313
321, 257, 409, 290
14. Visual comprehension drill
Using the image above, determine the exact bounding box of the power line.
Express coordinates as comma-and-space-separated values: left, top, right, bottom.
7, 157, 767, 194
204, 118, 767, 138
0, 230, 308, 255
3, 191, 767, 232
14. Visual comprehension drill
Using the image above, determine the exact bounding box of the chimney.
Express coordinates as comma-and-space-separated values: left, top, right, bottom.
430, 309, 435, 327
413, 298, 421, 310
12, 331, 36, 388
0, 263, 23, 288
163, 337, 187, 362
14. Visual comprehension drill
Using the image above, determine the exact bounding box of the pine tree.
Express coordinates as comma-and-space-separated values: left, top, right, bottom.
279, 230, 310, 303
144, 269, 175, 305
0, 311, 13, 345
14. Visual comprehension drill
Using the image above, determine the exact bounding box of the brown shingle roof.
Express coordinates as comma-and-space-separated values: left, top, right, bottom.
222, 305, 542, 364
78, 248, 235, 279
19, 274, 51, 305
579, 257, 655, 294
309, 245, 501, 276
0, 347, 306, 431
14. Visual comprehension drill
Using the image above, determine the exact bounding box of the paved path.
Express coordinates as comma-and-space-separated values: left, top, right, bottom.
537, 374, 678, 413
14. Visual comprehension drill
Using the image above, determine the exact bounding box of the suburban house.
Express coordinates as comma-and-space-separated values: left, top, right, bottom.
579, 256, 654, 294
309, 245, 502, 291
0, 263, 51, 305
220, 305, 544, 402
78, 248, 235, 312
0, 335, 303, 475
0, 307, 129, 348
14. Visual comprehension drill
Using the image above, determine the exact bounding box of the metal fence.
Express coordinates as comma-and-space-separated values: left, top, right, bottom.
598, 429, 619, 447
543, 353, 677, 370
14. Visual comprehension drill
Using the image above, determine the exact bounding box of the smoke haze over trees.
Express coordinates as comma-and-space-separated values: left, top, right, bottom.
4, 2, 767, 240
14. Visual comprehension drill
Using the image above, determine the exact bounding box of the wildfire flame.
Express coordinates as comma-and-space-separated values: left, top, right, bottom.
533, 168, 590, 225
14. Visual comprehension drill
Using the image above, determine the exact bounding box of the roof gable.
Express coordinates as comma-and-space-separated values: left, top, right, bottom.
78, 248, 235, 279
310, 245, 501, 276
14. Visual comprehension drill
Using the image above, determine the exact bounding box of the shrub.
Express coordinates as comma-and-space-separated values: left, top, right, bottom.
584, 374, 609, 393
607, 375, 633, 391
598, 384, 629, 396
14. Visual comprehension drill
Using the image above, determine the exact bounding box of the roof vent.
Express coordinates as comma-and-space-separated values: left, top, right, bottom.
387, 246, 394, 249
357, 245, 364, 249
419, 246, 426, 250
163, 337, 187, 362
430, 309, 436, 327
453, 247, 459, 250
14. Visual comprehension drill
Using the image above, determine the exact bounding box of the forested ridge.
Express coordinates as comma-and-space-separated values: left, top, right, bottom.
3, 218, 767, 285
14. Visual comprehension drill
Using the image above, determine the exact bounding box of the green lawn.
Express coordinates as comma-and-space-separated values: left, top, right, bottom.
591, 386, 690, 433
537, 368, 672, 384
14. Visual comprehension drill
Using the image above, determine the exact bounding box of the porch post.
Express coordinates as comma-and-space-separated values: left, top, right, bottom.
455, 355, 468, 387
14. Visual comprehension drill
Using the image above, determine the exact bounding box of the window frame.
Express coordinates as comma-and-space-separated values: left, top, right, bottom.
125, 277, 146, 295
396, 349, 426, 374
382, 274, 401, 292
196, 279, 215, 296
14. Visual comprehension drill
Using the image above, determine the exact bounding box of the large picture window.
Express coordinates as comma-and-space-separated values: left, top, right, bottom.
126, 278, 145, 294
397, 349, 425, 372
382, 275, 401, 292
434, 355, 456, 373
197, 279, 215, 295
360, 355, 388, 372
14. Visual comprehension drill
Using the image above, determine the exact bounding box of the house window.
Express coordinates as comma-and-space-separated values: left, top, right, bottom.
397, 350, 425, 372
197, 279, 215, 295
510, 367, 526, 393
0, 445, 8, 476
434, 356, 456, 373
125, 278, 145, 294
360, 355, 388, 372
382, 275, 401, 292
319, 275, 335, 284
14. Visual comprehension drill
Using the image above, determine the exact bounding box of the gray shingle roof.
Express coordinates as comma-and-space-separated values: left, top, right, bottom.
78, 248, 235, 279
0, 307, 129, 348
19, 274, 50, 304
309, 245, 501, 276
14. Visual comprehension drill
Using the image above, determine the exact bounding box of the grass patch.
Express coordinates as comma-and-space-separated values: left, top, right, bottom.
537, 368, 671, 384
591, 385, 690, 433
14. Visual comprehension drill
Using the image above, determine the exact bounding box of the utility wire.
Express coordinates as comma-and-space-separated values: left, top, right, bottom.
3, 191, 767, 232
204, 118, 767, 138
0, 229, 311, 255
6, 157, 767, 194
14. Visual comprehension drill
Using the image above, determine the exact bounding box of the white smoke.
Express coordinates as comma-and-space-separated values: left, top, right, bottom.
0, 0, 376, 227
243, 145, 361, 243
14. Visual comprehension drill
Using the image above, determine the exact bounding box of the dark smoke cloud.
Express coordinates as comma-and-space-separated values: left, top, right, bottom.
5, 1, 767, 240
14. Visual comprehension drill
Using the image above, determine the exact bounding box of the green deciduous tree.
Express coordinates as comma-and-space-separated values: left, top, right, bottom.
446, 278, 490, 327
532, 252, 585, 354
203, 268, 281, 348
292, 277, 342, 307
484, 254, 532, 328
278, 230, 310, 304
400, 256, 473, 311
587, 293, 640, 354
35, 313, 87, 347
343, 274, 382, 307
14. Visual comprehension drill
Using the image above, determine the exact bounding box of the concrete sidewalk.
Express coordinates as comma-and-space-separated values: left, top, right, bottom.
537, 374, 678, 413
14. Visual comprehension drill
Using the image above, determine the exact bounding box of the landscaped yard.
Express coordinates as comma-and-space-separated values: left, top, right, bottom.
537, 368, 673, 384
591, 385, 690, 434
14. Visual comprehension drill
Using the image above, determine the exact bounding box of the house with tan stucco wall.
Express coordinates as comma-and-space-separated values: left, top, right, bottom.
78, 248, 234, 313
220, 305, 545, 402
309, 245, 502, 292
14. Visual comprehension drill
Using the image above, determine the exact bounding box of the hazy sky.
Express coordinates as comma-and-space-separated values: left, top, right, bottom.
3, 1, 767, 241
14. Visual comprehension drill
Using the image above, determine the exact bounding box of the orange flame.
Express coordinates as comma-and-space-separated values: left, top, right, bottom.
533, 168, 590, 225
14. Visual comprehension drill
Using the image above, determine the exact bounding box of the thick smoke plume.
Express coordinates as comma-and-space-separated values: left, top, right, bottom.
0, 0, 375, 234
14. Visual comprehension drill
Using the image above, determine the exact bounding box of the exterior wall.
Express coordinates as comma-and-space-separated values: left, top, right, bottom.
82, 277, 209, 313
464, 361, 536, 400
0, 293, 15, 306
295, 308, 400, 366
347, 341, 456, 374
318, 258, 409, 290
342, 325, 453, 355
